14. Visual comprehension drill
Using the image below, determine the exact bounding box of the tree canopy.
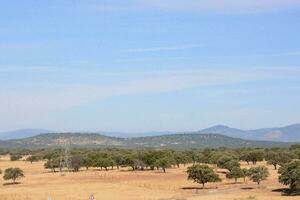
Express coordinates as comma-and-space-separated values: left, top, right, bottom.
278, 160, 300, 192
187, 164, 221, 188
3, 168, 24, 184
248, 166, 269, 185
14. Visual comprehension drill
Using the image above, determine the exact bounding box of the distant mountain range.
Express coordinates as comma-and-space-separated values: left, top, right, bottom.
0, 133, 293, 149
0, 123, 299, 144
198, 124, 300, 142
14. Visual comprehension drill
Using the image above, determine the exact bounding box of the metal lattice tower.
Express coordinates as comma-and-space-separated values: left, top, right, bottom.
59, 139, 72, 176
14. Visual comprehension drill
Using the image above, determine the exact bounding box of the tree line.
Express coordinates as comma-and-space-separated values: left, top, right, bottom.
1, 145, 300, 193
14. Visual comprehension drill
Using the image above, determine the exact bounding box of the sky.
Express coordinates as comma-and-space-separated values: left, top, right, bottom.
0, 0, 300, 133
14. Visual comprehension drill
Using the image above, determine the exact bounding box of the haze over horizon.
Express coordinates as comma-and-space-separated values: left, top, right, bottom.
1, 1, 300, 132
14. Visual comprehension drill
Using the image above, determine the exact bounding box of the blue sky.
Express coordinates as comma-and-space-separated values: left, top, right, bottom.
0, 0, 300, 132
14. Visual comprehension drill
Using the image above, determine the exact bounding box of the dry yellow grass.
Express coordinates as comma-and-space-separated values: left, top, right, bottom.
0, 155, 298, 200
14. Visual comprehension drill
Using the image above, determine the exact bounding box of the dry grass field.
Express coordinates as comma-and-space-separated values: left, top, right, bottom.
0, 155, 298, 200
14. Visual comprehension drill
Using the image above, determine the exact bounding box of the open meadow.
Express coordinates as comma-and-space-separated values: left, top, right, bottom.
0, 155, 296, 200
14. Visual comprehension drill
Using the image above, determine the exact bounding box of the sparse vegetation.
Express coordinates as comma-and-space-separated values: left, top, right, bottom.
0, 146, 299, 199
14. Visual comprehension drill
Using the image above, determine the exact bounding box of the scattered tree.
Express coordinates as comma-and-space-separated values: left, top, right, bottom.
248, 166, 269, 185
266, 151, 297, 169
3, 168, 25, 184
226, 167, 244, 183
217, 156, 240, 172
248, 150, 264, 165
242, 168, 249, 182
26, 155, 40, 163
44, 158, 60, 172
187, 164, 221, 188
10, 154, 22, 161
71, 156, 82, 172
278, 160, 300, 192
155, 157, 172, 173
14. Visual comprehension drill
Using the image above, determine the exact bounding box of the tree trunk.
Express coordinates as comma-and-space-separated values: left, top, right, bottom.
235, 178, 237, 183
163, 168, 166, 173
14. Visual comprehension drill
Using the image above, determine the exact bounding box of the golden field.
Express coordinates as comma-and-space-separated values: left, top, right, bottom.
0, 155, 298, 200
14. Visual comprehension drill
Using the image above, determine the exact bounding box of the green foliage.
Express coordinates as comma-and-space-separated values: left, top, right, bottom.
266, 151, 297, 169
3, 168, 24, 184
226, 167, 245, 183
290, 144, 300, 150
187, 164, 221, 188
10, 154, 22, 161
242, 168, 249, 182
278, 160, 300, 191
26, 155, 40, 163
44, 158, 60, 172
71, 155, 82, 172
248, 166, 269, 185
217, 156, 240, 171
154, 157, 173, 173
240, 150, 264, 165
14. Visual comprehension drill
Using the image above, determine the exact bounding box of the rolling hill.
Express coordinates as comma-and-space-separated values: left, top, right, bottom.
0, 123, 299, 143
0, 132, 294, 149
198, 124, 300, 142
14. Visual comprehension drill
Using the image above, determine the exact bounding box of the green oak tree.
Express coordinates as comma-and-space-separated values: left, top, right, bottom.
187, 164, 221, 188
278, 160, 300, 192
3, 168, 25, 184
248, 166, 269, 185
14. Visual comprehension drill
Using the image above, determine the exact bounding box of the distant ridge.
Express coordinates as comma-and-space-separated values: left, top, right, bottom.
0, 129, 52, 140
198, 124, 300, 142
0, 123, 299, 142
0, 132, 295, 149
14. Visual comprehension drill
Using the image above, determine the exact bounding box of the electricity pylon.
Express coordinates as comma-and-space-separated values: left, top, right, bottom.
59, 139, 72, 176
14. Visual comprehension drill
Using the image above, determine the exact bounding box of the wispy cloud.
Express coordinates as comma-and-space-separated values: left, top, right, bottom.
0, 67, 291, 110
125, 44, 201, 53
89, 0, 300, 14
141, 0, 300, 13
0, 67, 299, 130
